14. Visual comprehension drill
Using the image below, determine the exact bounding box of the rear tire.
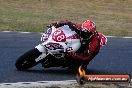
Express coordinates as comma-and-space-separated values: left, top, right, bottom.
15, 48, 42, 70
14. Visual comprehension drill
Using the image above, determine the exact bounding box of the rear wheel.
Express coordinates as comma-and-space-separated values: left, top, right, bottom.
15, 48, 42, 70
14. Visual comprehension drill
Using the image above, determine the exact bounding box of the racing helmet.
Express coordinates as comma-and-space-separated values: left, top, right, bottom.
81, 20, 96, 39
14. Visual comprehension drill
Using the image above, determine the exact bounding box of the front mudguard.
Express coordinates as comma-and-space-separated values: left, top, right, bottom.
35, 44, 46, 53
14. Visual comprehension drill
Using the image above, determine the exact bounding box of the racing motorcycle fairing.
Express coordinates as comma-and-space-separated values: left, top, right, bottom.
36, 25, 81, 54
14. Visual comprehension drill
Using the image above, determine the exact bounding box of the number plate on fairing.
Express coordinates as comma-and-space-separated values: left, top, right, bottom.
52, 29, 66, 42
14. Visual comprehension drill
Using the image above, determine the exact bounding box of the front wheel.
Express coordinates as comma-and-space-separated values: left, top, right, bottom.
15, 48, 42, 70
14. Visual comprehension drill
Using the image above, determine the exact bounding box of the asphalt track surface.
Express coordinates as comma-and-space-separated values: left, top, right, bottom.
0, 31, 132, 83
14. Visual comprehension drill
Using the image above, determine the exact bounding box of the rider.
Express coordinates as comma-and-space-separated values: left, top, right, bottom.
47, 20, 107, 71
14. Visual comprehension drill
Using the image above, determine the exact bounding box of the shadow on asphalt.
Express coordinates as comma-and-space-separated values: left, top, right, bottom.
18, 67, 116, 76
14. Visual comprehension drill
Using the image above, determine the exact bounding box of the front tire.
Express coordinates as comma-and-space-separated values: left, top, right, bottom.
15, 48, 42, 70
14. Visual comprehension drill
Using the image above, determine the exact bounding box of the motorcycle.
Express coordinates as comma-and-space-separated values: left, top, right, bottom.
15, 25, 81, 70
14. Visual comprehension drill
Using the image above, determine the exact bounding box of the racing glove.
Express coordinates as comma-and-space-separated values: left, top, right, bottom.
66, 47, 76, 57
51, 22, 60, 28
67, 52, 75, 57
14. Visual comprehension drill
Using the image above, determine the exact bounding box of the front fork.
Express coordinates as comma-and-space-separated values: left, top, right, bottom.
35, 44, 47, 62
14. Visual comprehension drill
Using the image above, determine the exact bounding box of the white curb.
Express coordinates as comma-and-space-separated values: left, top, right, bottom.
0, 80, 77, 88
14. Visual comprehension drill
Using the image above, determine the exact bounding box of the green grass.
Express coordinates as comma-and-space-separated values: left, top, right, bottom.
0, 0, 132, 36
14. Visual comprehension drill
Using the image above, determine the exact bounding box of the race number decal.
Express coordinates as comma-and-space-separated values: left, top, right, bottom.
52, 29, 66, 42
